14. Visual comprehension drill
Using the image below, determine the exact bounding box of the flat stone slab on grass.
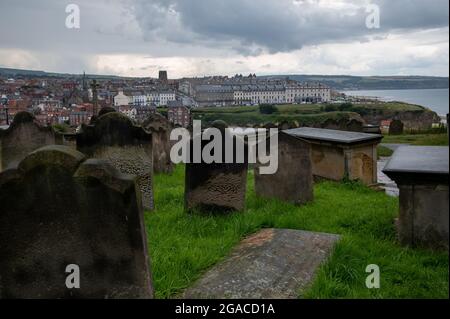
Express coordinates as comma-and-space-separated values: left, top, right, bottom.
183, 229, 340, 299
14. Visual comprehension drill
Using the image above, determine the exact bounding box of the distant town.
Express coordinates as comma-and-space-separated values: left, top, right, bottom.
0, 69, 339, 128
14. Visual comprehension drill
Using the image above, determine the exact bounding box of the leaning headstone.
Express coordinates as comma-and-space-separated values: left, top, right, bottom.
255, 131, 313, 205
183, 229, 340, 299
77, 112, 154, 210
389, 119, 404, 135
185, 121, 248, 213
143, 113, 174, 174
0, 145, 153, 298
0, 111, 61, 172
383, 146, 449, 249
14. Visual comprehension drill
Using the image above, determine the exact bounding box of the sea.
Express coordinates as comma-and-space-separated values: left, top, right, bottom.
341, 88, 449, 116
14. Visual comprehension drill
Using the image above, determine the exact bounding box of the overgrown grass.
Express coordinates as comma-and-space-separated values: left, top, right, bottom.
145, 166, 449, 299
382, 133, 448, 146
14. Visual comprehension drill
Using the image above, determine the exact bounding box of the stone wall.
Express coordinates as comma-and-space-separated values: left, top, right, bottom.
0, 145, 153, 298
76, 112, 154, 210
363, 110, 440, 131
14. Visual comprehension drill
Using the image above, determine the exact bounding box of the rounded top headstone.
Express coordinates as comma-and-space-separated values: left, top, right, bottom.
12, 111, 35, 124
98, 107, 117, 117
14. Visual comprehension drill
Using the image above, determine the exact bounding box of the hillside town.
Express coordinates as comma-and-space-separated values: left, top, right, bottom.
0, 71, 332, 129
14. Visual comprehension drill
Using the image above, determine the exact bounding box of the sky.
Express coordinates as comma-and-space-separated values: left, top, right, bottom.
0, 0, 448, 78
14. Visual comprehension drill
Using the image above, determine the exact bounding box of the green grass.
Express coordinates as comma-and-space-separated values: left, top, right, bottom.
377, 145, 394, 158
191, 101, 429, 126
145, 166, 449, 299
382, 134, 448, 146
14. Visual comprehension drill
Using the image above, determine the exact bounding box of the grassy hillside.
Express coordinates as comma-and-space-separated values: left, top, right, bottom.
145, 166, 449, 299
191, 102, 427, 126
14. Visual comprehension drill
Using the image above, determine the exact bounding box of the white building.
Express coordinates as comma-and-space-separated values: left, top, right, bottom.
233, 83, 331, 105
159, 91, 176, 106
114, 90, 131, 107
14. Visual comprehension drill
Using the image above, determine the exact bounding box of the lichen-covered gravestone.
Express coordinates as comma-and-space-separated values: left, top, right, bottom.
143, 113, 174, 174
185, 121, 248, 213
0, 111, 61, 172
255, 131, 313, 205
0, 145, 153, 299
76, 112, 154, 210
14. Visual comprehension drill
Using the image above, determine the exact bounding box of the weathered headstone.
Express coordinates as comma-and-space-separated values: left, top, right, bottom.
185, 121, 248, 213
0, 111, 61, 172
255, 131, 313, 205
183, 229, 340, 299
389, 119, 404, 135
77, 112, 154, 210
143, 113, 174, 174
383, 146, 449, 249
0, 145, 153, 298
284, 128, 383, 185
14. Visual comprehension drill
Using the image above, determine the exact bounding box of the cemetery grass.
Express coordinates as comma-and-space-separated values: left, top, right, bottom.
145, 166, 449, 299
382, 133, 449, 146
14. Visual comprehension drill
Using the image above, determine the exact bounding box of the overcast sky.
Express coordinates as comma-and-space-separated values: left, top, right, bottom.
0, 0, 448, 78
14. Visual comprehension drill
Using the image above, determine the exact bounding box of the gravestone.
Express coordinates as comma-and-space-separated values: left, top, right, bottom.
389, 119, 404, 135
383, 146, 449, 249
143, 113, 174, 174
284, 128, 383, 185
89, 107, 117, 125
0, 111, 61, 172
0, 145, 153, 298
185, 121, 248, 213
183, 229, 340, 299
77, 112, 154, 210
255, 131, 313, 205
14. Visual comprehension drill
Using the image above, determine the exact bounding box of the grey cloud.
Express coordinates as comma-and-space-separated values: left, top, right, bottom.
131, 0, 449, 53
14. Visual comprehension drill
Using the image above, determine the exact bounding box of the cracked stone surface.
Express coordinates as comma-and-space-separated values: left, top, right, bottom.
183, 228, 340, 299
